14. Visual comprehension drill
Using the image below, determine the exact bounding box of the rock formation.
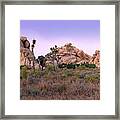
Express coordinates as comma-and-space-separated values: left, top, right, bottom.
45, 43, 100, 68
89, 50, 100, 68
58, 43, 91, 64
20, 36, 35, 68
20, 37, 100, 68
45, 43, 92, 65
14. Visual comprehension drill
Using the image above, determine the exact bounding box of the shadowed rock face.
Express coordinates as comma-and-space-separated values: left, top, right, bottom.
20, 36, 35, 68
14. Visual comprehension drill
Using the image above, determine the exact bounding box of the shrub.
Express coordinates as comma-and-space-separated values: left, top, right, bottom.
88, 64, 96, 68
85, 64, 89, 67
67, 64, 75, 69
58, 63, 67, 68
80, 64, 96, 68
32, 69, 41, 78
76, 64, 80, 67
79, 64, 86, 69
20, 66, 29, 80
45, 64, 54, 73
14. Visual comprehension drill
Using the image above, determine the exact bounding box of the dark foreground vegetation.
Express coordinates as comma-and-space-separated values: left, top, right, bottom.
20, 64, 100, 100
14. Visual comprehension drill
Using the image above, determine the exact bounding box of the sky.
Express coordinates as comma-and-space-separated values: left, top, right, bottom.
20, 20, 100, 57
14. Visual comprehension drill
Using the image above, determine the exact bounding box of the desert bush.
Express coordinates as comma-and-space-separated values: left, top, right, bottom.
45, 64, 54, 72
67, 64, 76, 69
84, 63, 89, 67
76, 64, 80, 67
87, 64, 96, 68
78, 64, 86, 70
58, 63, 67, 68
20, 65, 29, 80
30, 69, 41, 78
79, 64, 96, 69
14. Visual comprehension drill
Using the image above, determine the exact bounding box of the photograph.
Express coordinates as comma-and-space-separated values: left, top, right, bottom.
20, 20, 100, 100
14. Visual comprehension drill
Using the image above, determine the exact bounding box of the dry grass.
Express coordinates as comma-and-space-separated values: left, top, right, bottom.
20, 66, 100, 100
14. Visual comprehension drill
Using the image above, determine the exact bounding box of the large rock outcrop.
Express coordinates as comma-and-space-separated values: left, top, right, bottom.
45, 43, 92, 65
58, 43, 91, 64
45, 43, 100, 68
20, 36, 35, 68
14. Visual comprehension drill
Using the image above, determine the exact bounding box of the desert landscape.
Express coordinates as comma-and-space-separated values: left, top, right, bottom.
20, 36, 100, 100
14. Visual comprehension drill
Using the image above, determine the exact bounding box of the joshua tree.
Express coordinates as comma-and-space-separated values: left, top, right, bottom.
50, 45, 59, 70
31, 39, 36, 69
31, 39, 36, 53
50, 45, 59, 60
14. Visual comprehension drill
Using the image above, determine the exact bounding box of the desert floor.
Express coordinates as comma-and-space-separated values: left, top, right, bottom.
20, 66, 100, 100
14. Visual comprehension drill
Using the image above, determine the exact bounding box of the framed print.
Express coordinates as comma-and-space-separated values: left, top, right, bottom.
0, 0, 119, 119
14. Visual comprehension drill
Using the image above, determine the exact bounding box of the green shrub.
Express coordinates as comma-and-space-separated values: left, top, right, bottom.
32, 69, 41, 78
85, 64, 89, 67
67, 64, 75, 69
88, 64, 96, 68
76, 64, 80, 67
79, 64, 86, 69
80, 64, 96, 68
58, 63, 67, 68
20, 66, 29, 80
45, 64, 54, 73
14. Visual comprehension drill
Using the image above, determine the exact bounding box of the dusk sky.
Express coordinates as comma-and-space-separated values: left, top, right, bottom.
20, 20, 100, 57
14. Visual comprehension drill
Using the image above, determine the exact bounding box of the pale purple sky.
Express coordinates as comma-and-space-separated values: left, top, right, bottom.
20, 20, 100, 57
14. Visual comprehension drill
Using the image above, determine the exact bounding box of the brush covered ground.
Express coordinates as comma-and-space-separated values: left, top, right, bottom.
20, 65, 100, 100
